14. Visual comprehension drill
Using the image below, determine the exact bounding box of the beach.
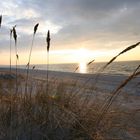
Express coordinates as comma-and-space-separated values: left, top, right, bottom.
0, 67, 140, 107
0, 68, 140, 139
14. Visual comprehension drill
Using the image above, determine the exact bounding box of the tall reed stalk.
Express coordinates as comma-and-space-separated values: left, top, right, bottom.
9, 29, 13, 140
12, 25, 18, 94
46, 30, 50, 94
25, 23, 39, 97
10, 29, 12, 74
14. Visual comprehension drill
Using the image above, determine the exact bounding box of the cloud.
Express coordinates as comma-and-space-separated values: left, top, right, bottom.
0, 0, 140, 52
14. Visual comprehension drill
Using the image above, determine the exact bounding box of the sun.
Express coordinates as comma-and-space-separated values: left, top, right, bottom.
74, 48, 92, 63
79, 62, 87, 73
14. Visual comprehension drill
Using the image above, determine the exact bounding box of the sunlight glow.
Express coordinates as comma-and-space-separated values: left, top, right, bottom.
33, 48, 121, 64
79, 62, 87, 73
0, 47, 139, 65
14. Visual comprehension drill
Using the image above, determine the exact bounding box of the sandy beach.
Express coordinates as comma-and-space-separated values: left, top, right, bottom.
0, 67, 140, 108
0, 68, 140, 139
1, 67, 139, 92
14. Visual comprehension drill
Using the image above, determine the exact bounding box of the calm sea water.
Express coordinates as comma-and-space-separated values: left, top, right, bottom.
27, 61, 140, 75
1, 61, 139, 75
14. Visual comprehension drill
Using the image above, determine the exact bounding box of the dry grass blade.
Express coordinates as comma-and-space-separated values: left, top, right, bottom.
102, 42, 140, 70
13, 25, 17, 45
102, 55, 118, 70
9, 29, 13, 140
46, 30, 51, 94
26, 62, 29, 67
0, 15, 2, 28
74, 66, 79, 72
10, 29, 13, 36
119, 42, 140, 55
94, 64, 140, 131
46, 30, 50, 52
25, 23, 39, 96
32, 66, 35, 69
34, 23, 39, 35
10, 29, 13, 73
135, 71, 140, 76
16, 54, 19, 60
12, 25, 18, 95
87, 59, 95, 66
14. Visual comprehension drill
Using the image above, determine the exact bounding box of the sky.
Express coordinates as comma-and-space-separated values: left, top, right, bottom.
0, 0, 140, 65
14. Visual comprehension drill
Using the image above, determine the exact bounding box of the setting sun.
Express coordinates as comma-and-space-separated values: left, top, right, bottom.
79, 62, 87, 73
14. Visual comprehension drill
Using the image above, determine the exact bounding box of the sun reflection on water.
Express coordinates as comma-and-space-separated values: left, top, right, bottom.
79, 62, 87, 73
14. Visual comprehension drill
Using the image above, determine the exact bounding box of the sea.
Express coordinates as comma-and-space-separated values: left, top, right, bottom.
1, 60, 139, 76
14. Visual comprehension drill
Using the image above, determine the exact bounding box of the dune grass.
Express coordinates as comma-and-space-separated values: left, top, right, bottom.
0, 19, 140, 140
12, 25, 19, 95
25, 23, 39, 97
46, 30, 51, 94
9, 29, 13, 74
0, 70, 139, 140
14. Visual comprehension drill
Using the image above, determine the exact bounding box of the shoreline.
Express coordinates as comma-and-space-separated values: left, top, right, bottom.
0, 60, 139, 76
0, 67, 139, 95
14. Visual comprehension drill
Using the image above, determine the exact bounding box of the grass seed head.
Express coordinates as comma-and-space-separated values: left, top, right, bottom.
10, 29, 13, 37
34, 23, 39, 35
87, 59, 95, 66
16, 54, 19, 60
103, 42, 140, 70
46, 30, 50, 52
0, 15, 2, 28
13, 25, 17, 45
